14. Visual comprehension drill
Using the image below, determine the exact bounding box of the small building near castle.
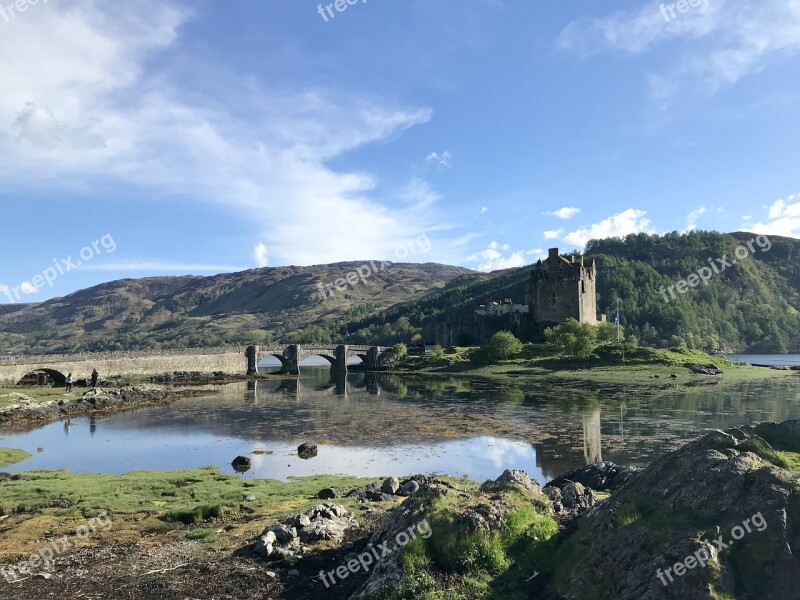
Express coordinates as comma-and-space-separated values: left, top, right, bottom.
435, 248, 604, 346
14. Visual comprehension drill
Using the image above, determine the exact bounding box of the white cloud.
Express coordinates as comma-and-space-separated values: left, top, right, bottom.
252, 243, 269, 268
563, 209, 654, 248
480, 206, 488, 214
544, 207, 582, 220
467, 242, 535, 272
750, 193, 800, 238
543, 229, 563, 240
684, 206, 707, 232
557, 1, 800, 102
425, 150, 452, 169
0, 1, 446, 266
19, 282, 39, 295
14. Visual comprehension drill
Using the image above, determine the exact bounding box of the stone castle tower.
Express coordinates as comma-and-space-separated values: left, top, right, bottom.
526, 248, 603, 325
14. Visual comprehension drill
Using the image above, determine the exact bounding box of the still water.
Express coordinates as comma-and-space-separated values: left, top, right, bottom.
728, 354, 800, 367
2, 368, 799, 485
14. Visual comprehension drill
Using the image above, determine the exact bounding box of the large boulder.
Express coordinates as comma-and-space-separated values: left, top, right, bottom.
545, 461, 640, 493
558, 422, 800, 600
480, 469, 541, 493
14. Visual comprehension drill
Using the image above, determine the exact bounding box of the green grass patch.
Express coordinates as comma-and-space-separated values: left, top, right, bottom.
163, 504, 223, 524
184, 527, 219, 542
0, 466, 378, 520
0, 447, 32, 468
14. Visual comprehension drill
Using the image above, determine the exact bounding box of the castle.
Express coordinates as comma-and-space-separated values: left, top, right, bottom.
435, 248, 604, 346
527, 248, 603, 325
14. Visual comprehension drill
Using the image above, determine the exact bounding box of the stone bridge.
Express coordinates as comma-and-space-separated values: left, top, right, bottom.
0, 344, 393, 386
252, 344, 393, 376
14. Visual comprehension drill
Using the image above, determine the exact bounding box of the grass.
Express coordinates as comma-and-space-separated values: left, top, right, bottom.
0, 386, 72, 409
399, 343, 797, 387
0, 447, 33, 468
0, 467, 381, 560
370, 482, 558, 600
185, 527, 219, 542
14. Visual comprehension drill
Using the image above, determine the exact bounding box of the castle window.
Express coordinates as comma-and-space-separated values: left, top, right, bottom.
552, 292, 557, 305
582, 281, 586, 294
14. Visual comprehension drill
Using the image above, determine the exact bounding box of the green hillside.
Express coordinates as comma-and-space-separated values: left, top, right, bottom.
334, 231, 800, 353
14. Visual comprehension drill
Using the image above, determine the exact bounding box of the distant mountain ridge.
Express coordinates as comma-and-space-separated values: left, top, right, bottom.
2, 231, 799, 354
0, 262, 473, 354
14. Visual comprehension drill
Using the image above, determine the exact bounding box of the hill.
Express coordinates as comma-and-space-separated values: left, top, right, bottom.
0, 263, 473, 354
335, 231, 800, 352
2, 231, 799, 354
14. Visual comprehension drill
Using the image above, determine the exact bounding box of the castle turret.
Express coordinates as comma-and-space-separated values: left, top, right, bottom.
527, 248, 600, 324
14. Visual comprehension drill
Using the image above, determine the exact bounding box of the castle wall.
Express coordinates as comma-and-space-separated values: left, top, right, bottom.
529, 249, 599, 325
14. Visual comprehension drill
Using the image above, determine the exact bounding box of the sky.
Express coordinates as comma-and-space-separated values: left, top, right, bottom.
1, 0, 800, 303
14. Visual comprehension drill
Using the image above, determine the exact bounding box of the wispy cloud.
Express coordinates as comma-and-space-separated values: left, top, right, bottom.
684, 206, 707, 232
467, 242, 536, 272
557, 0, 800, 103
425, 150, 452, 170
0, 1, 448, 267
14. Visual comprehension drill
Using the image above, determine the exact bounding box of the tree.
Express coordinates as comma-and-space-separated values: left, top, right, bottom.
483, 331, 523, 362
391, 342, 408, 361
429, 345, 445, 361
597, 322, 618, 344
544, 319, 598, 359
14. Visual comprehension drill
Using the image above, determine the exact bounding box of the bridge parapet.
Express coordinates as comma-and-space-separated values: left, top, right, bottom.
0, 347, 249, 366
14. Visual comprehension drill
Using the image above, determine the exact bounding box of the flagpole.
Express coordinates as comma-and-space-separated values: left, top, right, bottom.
616, 298, 620, 344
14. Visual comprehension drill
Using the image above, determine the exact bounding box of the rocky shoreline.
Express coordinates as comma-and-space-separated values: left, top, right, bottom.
1, 420, 799, 599
0, 385, 212, 426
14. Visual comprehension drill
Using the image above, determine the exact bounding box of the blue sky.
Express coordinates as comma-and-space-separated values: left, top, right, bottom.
1, 0, 799, 303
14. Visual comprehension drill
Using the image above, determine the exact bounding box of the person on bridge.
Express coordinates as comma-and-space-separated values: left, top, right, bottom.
65, 373, 73, 393
90, 369, 99, 391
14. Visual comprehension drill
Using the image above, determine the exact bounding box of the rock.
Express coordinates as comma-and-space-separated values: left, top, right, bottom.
399, 480, 420, 496
382, 477, 400, 494
347, 482, 396, 503
688, 363, 723, 375
559, 421, 800, 600
480, 469, 541, 493
317, 487, 337, 499
254, 530, 277, 557
560, 482, 594, 510
297, 504, 357, 543
231, 456, 252, 472
297, 442, 318, 459
545, 461, 640, 493
256, 502, 357, 562
265, 570, 277, 579
265, 523, 296, 543
287, 569, 300, 577
244, 495, 256, 502
543, 486, 562, 503
455, 503, 505, 535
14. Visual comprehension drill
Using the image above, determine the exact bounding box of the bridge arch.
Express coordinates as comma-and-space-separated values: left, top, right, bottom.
297, 353, 337, 366
17, 368, 67, 386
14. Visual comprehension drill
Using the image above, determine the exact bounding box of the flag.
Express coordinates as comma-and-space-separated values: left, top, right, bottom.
614, 313, 619, 325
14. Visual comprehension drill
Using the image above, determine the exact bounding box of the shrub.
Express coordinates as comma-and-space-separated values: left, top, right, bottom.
479, 331, 523, 363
